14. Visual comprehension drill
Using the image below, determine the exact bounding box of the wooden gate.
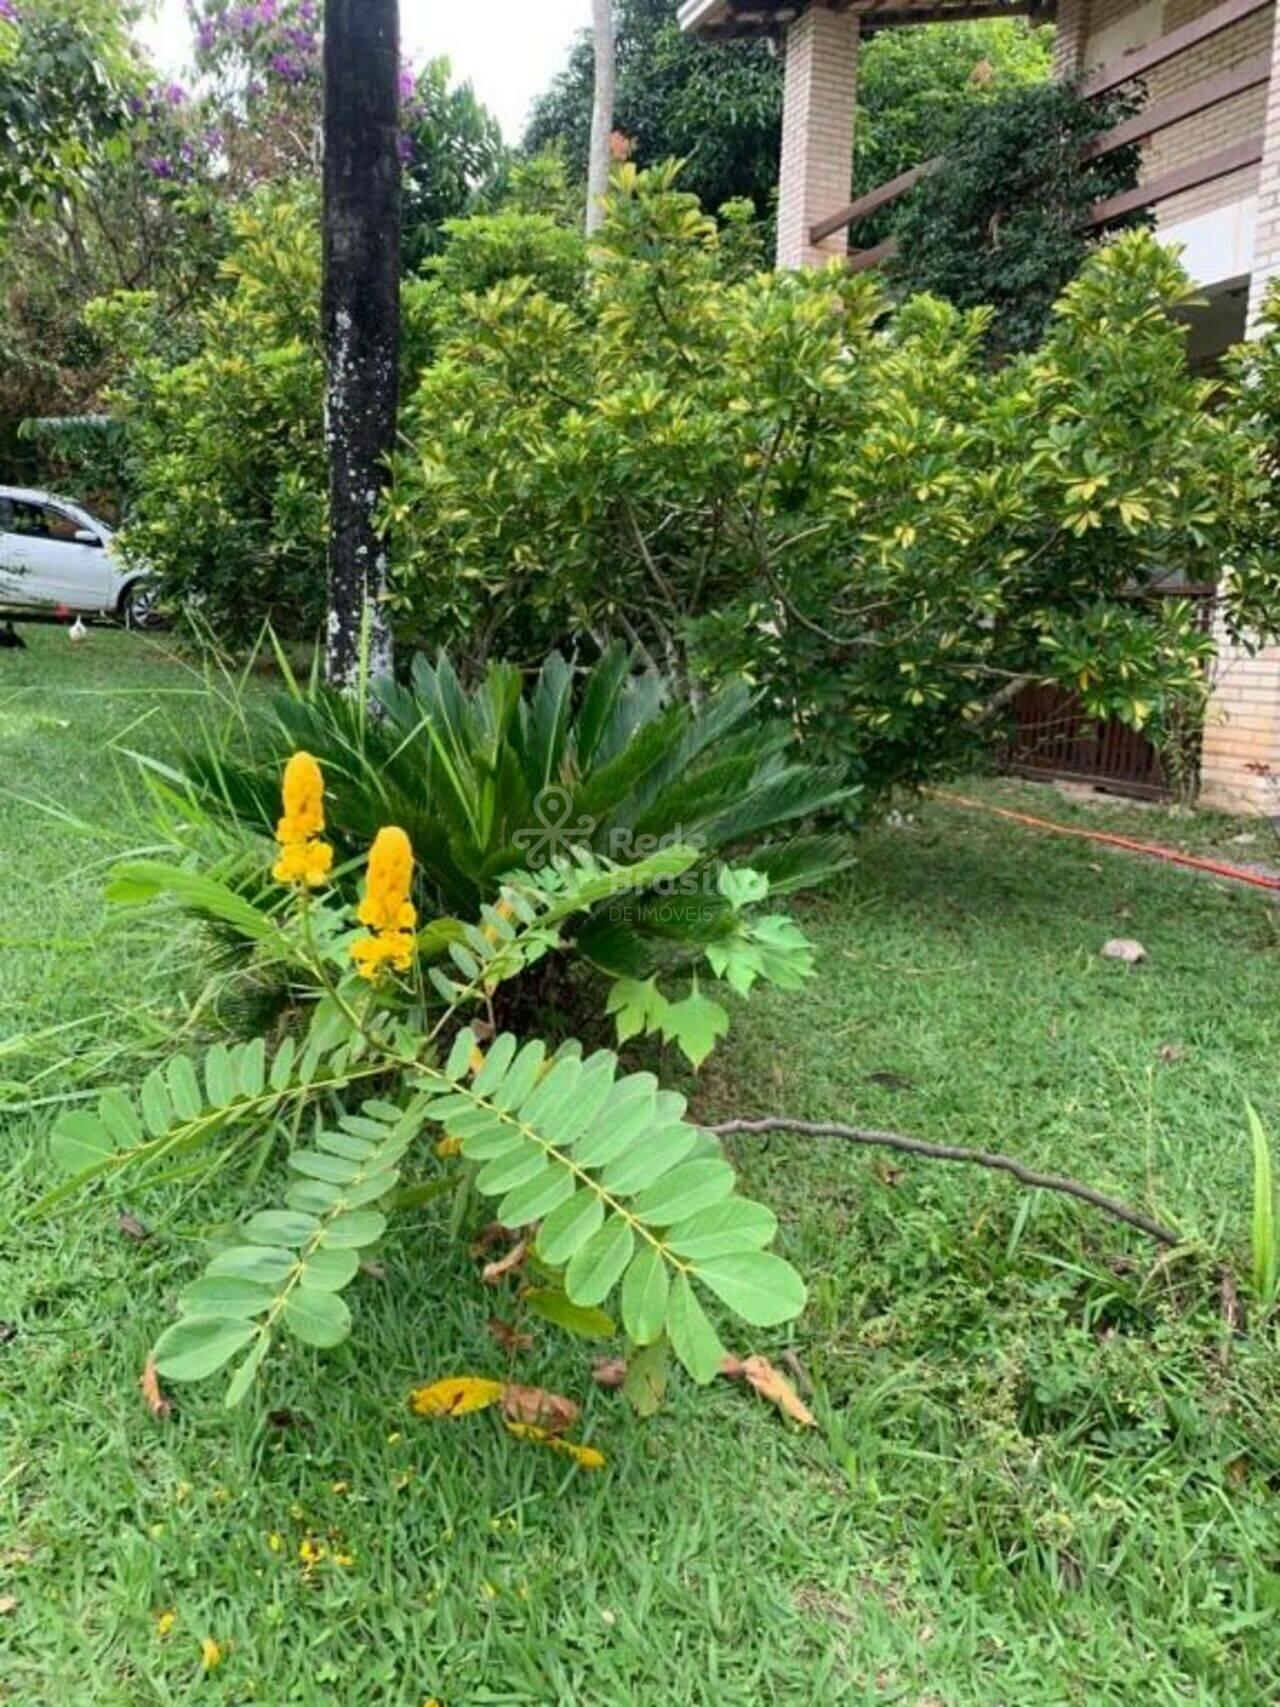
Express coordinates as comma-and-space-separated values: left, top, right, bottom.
1002, 588, 1216, 801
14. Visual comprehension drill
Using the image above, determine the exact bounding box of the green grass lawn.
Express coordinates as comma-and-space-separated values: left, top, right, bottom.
2, 627, 1279, 1705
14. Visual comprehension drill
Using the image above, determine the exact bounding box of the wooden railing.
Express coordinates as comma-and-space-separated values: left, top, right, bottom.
813, 0, 1275, 270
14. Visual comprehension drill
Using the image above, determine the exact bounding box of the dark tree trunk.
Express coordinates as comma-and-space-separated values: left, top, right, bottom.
322, 0, 399, 688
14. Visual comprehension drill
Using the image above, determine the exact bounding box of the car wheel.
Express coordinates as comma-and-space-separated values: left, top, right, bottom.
119, 580, 159, 630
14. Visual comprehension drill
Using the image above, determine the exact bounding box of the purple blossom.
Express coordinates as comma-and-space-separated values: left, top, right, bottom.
164, 81, 188, 106
398, 67, 416, 103
148, 156, 175, 180
196, 20, 216, 51
269, 51, 304, 82
397, 134, 414, 164
0, 0, 19, 23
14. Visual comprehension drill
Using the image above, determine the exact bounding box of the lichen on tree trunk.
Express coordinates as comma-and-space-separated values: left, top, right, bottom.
585, 0, 615, 236
322, 0, 400, 688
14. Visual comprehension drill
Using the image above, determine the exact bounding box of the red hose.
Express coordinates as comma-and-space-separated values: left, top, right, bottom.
933, 790, 1280, 893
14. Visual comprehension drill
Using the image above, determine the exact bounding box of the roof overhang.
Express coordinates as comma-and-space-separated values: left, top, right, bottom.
679, 0, 1044, 39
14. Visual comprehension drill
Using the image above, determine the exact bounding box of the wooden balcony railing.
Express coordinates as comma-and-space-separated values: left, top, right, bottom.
812, 0, 1275, 271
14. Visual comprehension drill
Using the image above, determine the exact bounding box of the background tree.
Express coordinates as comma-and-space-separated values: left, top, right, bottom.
854, 19, 1051, 198
525, 0, 779, 216
0, 0, 141, 223
524, 3, 1051, 223
400, 56, 505, 269
322, 0, 400, 685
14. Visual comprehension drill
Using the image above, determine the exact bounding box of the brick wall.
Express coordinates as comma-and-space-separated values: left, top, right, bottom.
1075, 0, 1266, 225
775, 4, 860, 269
1199, 620, 1280, 812
1246, 0, 1280, 322
1054, 0, 1093, 76
1200, 0, 1280, 813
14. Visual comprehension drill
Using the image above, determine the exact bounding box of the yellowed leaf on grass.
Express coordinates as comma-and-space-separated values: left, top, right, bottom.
721, 1354, 816, 1428
504, 1421, 606, 1471
410, 1376, 504, 1418
140, 1355, 172, 1420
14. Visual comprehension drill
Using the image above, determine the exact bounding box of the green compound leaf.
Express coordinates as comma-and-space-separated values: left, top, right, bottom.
153, 1316, 257, 1382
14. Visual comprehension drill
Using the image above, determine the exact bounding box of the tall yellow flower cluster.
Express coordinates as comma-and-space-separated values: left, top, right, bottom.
351, 826, 417, 979
272, 752, 333, 888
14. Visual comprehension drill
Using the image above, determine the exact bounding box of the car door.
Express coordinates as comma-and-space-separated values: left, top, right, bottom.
10, 501, 112, 610
0, 498, 23, 603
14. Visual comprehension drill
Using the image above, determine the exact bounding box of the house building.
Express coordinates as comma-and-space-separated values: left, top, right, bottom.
679, 0, 1280, 814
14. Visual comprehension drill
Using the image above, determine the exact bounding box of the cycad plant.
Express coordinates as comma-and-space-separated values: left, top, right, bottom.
179, 646, 855, 1061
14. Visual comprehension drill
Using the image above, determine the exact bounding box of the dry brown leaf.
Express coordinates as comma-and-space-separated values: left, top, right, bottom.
481, 1240, 527, 1285
0, 1597, 16, 1616
488, 1316, 533, 1353
500, 1382, 580, 1433
591, 1358, 628, 1389
470, 1221, 518, 1257
139, 1356, 172, 1421
1158, 1043, 1187, 1064
118, 1212, 150, 1243
721, 1354, 816, 1428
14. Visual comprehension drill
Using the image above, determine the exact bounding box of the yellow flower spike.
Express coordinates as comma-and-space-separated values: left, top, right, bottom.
200, 1638, 224, 1671
154, 1609, 176, 1640
352, 826, 418, 978
279, 751, 325, 841
272, 750, 332, 888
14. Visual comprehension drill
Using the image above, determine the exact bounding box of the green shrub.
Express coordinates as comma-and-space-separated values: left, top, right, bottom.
176, 645, 853, 1064
90, 189, 329, 643
389, 169, 1280, 793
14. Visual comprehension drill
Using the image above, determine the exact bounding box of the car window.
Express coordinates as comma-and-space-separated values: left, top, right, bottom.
42, 506, 84, 543
0, 499, 12, 532
7, 500, 52, 538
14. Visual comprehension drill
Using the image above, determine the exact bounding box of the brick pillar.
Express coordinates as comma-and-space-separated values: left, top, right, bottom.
1247, 0, 1280, 330
1199, 3, 1280, 813
1051, 0, 1091, 80
1200, 621, 1280, 815
775, 4, 860, 269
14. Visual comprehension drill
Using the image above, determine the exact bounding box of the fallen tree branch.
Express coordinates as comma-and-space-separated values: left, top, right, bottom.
710, 1116, 1184, 1248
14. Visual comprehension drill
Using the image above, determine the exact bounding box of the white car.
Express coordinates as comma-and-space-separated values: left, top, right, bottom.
0, 486, 155, 626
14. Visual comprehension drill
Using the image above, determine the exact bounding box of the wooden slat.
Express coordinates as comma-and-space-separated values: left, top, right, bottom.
810, 161, 936, 244
1082, 52, 1271, 158
1082, 0, 1273, 96
848, 236, 899, 272
862, 1, 1036, 23
1089, 134, 1262, 223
